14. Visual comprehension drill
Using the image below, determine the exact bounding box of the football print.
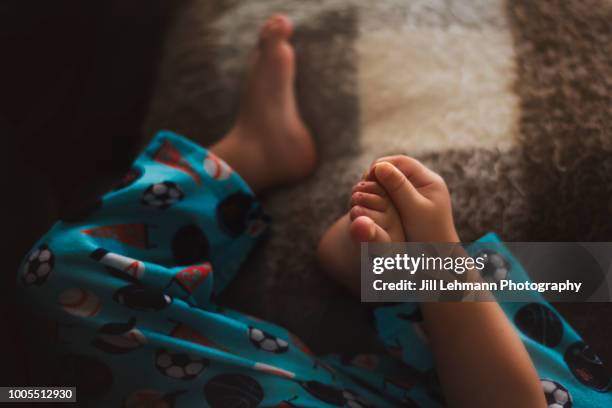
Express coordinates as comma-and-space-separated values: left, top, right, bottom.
22, 244, 54, 286
541, 379, 572, 408
142, 181, 184, 209
248, 327, 289, 353
155, 349, 208, 380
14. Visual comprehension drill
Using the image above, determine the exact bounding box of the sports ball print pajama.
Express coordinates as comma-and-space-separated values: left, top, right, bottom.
19, 131, 612, 407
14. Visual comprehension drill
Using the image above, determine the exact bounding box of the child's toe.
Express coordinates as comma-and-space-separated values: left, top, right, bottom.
352, 181, 386, 197
350, 216, 391, 243
350, 206, 388, 228
351, 192, 388, 212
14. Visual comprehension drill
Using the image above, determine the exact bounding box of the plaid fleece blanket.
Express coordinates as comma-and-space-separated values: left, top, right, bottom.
145, 0, 612, 356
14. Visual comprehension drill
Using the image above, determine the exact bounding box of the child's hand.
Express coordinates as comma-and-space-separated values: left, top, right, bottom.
366, 155, 459, 242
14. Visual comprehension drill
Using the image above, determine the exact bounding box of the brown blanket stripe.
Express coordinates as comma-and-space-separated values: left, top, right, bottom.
506, 0, 612, 364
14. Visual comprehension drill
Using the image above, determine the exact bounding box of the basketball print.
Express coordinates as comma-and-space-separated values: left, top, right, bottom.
171, 224, 211, 265
204, 373, 264, 408
564, 341, 611, 392
300, 381, 345, 406
216, 192, 256, 237
514, 303, 563, 348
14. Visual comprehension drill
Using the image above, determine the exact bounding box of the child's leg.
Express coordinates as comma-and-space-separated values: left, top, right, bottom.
317, 180, 405, 295
210, 15, 316, 194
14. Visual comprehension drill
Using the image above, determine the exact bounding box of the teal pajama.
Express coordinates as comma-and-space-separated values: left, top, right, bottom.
19, 131, 611, 407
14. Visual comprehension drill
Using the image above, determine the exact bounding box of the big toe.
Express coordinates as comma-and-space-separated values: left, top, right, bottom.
260, 15, 293, 45
350, 216, 392, 244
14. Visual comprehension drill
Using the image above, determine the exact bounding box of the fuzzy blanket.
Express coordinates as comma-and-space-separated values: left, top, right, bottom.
145, 0, 612, 357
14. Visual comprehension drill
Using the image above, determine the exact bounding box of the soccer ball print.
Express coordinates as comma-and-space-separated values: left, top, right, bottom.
248, 327, 289, 354
22, 244, 54, 286
476, 249, 510, 283
142, 181, 184, 209
155, 349, 208, 380
541, 379, 573, 408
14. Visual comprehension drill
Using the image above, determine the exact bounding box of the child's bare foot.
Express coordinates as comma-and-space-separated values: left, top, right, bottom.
317, 180, 406, 295
211, 15, 316, 193
349, 181, 405, 243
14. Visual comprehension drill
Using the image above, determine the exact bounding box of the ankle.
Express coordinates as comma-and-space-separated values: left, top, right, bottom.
209, 128, 269, 194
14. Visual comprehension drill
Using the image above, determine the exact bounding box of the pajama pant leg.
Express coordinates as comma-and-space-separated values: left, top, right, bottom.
18, 131, 399, 407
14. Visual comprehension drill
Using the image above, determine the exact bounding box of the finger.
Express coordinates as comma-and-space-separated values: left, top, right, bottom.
349, 216, 391, 243
351, 191, 388, 212
350, 205, 388, 228
352, 181, 387, 197
373, 162, 424, 222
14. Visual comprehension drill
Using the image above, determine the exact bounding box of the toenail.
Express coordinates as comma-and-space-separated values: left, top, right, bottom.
374, 162, 394, 180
